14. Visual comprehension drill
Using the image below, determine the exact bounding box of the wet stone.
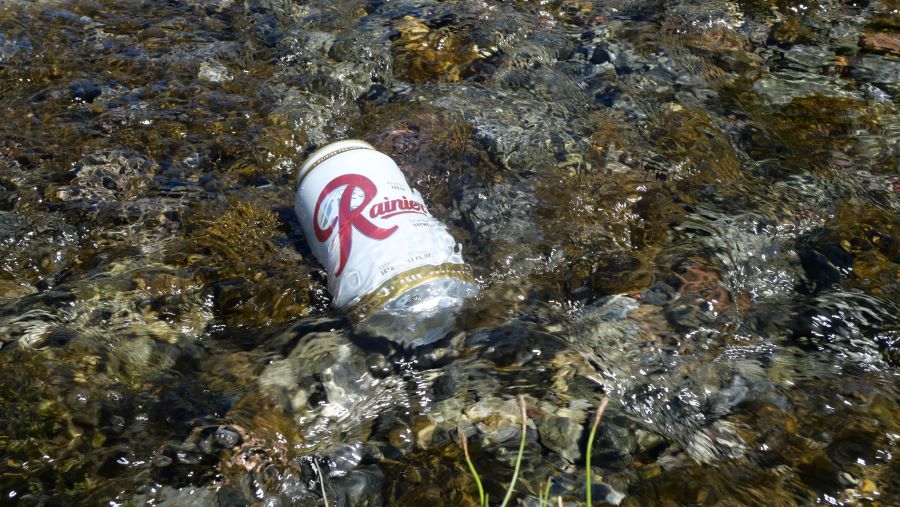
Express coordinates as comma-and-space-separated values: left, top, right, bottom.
426, 83, 594, 175
331, 464, 385, 507
591, 482, 626, 506
0, 31, 31, 61
797, 452, 842, 493
0, 210, 77, 291
777, 45, 839, 72
257, 358, 308, 412
327, 442, 364, 477
278, 30, 335, 64
639, 282, 676, 306
391, 15, 480, 83
215, 486, 248, 507
410, 415, 437, 449
464, 398, 520, 436
852, 55, 900, 96
1, 0, 900, 504
0, 178, 17, 211
214, 427, 241, 448
860, 30, 900, 55
455, 183, 537, 241
535, 401, 589, 463
432, 397, 465, 427
197, 60, 233, 82
590, 415, 639, 470
152, 485, 218, 507
69, 80, 104, 103
751, 71, 864, 105
55, 149, 159, 203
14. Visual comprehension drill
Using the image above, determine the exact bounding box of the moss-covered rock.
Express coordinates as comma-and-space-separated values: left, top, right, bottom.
771, 94, 869, 161
391, 16, 481, 83
354, 104, 496, 212
173, 199, 318, 328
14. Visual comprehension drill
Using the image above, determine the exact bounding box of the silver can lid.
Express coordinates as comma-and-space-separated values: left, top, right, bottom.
296, 139, 375, 189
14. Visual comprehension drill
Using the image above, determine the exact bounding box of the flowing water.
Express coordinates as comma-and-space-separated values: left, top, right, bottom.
0, 0, 898, 505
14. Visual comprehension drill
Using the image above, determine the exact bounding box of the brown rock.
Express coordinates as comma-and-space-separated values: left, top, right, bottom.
410, 415, 436, 449
860, 30, 900, 55
391, 16, 481, 83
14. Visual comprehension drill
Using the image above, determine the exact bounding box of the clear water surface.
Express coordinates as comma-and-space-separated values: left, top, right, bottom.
0, 0, 897, 505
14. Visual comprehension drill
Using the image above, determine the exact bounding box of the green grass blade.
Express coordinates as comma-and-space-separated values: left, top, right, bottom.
466, 455, 486, 507
459, 428, 485, 506
499, 395, 528, 507
539, 479, 552, 507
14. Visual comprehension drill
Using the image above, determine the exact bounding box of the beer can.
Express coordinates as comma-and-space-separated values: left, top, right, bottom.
294, 140, 476, 319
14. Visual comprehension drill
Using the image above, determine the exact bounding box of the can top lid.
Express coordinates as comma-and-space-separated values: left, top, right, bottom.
297, 139, 375, 189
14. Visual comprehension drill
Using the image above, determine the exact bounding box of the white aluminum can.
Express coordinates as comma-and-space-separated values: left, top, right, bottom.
294, 140, 475, 320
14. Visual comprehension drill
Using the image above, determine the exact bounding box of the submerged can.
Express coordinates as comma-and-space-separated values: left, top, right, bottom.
294, 140, 477, 334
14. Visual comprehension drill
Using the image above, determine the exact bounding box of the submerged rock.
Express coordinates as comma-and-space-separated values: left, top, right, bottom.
331, 464, 385, 507
198, 60, 233, 82
752, 71, 864, 105
852, 55, 900, 97
535, 400, 590, 463
552, 295, 760, 464
860, 30, 900, 56
463, 396, 535, 447
54, 149, 159, 203
1, 0, 899, 504
0, 210, 77, 293
391, 15, 480, 83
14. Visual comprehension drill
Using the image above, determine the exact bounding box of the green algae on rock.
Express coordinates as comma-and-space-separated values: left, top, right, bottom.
391, 16, 482, 84
0, 0, 899, 504
175, 199, 319, 328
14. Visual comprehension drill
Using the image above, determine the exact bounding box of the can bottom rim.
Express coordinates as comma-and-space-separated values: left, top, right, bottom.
347, 262, 476, 321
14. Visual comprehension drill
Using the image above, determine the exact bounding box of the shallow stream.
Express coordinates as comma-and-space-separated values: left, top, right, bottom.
0, 0, 898, 505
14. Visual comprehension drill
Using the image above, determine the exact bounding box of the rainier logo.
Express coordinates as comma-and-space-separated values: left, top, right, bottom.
313, 174, 398, 276
369, 195, 429, 219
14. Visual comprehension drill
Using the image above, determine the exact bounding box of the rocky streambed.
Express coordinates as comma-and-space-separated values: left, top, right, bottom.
0, 0, 898, 505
